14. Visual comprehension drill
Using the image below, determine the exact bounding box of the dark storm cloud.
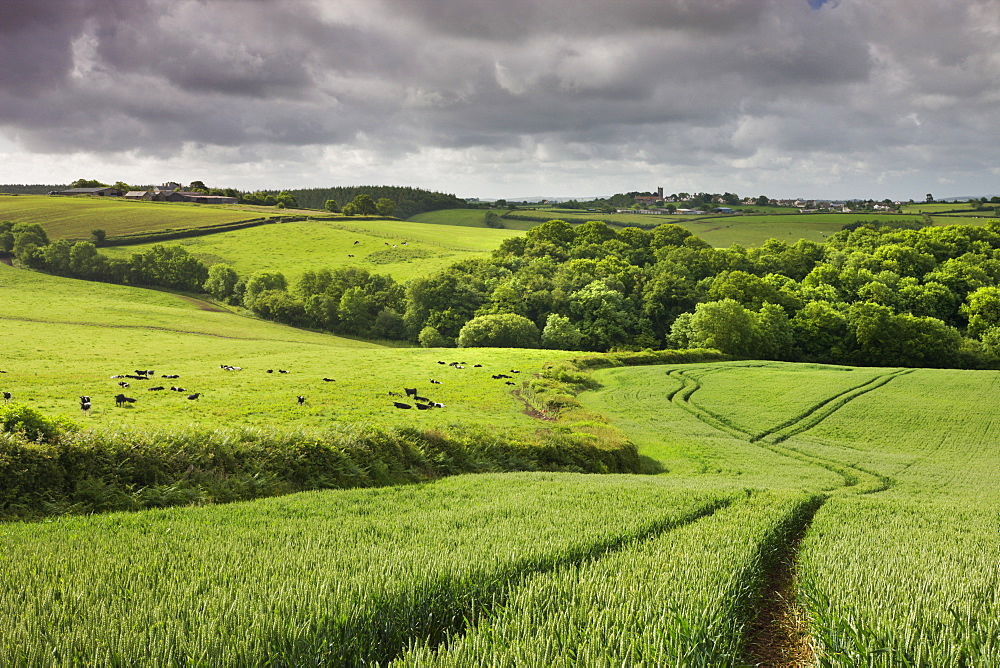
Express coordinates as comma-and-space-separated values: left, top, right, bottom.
1, 0, 999, 196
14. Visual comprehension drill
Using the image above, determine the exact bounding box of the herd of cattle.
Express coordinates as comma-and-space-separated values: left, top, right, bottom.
1, 360, 526, 417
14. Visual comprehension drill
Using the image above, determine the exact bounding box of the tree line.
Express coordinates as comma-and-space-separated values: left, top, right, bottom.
7, 216, 1000, 368
283, 186, 466, 219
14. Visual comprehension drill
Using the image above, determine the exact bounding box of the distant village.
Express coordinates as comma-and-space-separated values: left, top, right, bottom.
616, 187, 900, 215
50, 182, 237, 205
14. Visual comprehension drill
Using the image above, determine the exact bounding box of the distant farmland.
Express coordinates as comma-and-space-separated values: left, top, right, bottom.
99, 218, 522, 283
410, 207, 992, 247
0, 195, 287, 240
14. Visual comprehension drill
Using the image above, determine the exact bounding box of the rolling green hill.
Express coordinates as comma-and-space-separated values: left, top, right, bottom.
0, 263, 553, 432
0, 194, 288, 240
97, 218, 522, 284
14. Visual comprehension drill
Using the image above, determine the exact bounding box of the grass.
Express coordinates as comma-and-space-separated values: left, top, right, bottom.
400, 491, 822, 666
0, 194, 284, 240
0, 263, 556, 432
577, 360, 1000, 663
98, 218, 523, 284
0, 473, 730, 665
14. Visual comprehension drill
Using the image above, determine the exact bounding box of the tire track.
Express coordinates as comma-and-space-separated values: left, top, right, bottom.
664, 366, 900, 494
755, 369, 913, 443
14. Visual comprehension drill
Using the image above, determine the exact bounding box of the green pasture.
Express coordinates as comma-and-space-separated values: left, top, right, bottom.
0, 195, 279, 240
578, 361, 1000, 663
900, 202, 981, 214
99, 218, 519, 283
0, 264, 556, 432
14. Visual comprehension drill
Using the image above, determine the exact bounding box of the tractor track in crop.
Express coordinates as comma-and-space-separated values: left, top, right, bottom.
664, 365, 902, 663
743, 496, 826, 668
665, 367, 896, 490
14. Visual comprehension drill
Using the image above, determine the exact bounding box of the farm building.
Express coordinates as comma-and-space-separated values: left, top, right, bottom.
123, 188, 237, 204
124, 190, 155, 201
52, 187, 122, 197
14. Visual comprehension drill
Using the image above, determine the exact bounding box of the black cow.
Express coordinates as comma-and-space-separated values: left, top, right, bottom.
135, 370, 147, 376
393, 402, 412, 409
415, 403, 431, 410
353, 240, 359, 245
114, 393, 128, 407
474, 364, 482, 368
80, 395, 91, 403
148, 386, 165, 391
2, 391, 11, 403
161, 374, 180, 379
322, 378, 336, 382
404, 388, 417, 397
80, 401, 91, 413
388, 391, 403, 397
505, 381, 516, 386
266, 369, 274, 373
171, 386, 186, 392
430, 379, 442, 384
437, 361, 446, 365
278, 369, 289, 374
187, 393, 200, 401
414, 395, 429, 402
118, 381, 130, 388
296, 395, 305, 405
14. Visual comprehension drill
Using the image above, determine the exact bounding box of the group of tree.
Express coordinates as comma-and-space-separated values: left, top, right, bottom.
286, 186, 465, 219
1, 222, 207, 291
324, 194, 396, 217
391, 219, 1000, 367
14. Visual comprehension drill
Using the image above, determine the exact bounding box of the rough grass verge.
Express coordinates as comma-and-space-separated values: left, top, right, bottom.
0, 414, 640, 520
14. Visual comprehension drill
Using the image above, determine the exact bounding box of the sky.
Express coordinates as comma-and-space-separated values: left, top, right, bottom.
1, 0, 998, 201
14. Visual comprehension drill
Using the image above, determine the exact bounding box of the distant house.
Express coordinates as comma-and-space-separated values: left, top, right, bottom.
124, 190, 154, 201
52, 187, 122, 197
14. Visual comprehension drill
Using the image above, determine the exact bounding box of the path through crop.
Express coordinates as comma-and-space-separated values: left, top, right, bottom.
743, 498, 826, 667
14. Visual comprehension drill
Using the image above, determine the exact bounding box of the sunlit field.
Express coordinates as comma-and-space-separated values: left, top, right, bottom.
99, 218, 521, 283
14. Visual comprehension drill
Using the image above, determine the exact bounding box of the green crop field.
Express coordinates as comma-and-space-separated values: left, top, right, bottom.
98, 218, 521, 284
0, 194, 286, 240
0, 264, 554, 432
900, 202, 981, 214
578, 361, 1000, 663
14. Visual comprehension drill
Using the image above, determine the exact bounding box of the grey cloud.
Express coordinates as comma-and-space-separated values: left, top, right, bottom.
0, 0, 999, 198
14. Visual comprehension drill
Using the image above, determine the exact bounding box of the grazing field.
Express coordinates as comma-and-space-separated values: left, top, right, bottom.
0, 263, 554, 432
0, 194, 280, 240
98, 218, 520, 283
900, 202, 982, 214
579, 361, 1000, 663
